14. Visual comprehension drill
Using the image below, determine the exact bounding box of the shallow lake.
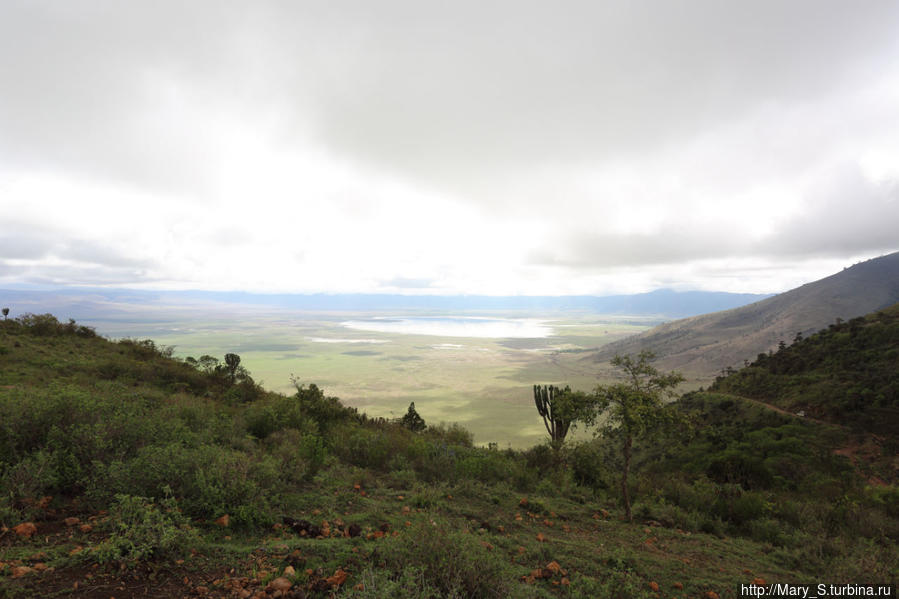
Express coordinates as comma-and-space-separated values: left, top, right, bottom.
340, 316, 553, 338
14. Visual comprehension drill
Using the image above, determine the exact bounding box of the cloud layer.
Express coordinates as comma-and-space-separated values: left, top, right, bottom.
1, 1, 898, 294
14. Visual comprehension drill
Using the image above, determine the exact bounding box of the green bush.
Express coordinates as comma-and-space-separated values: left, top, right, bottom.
91, 491, 198, 564
89, 443, 276, 526
370, 518, 517, 598
265, 429, 326, 483
569, 440, 611, 492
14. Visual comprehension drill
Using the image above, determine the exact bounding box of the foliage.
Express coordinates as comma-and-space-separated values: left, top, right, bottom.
533, 384, 594, 450
224, 352, 241, 385
710, 306, 899, 433
91, 490, 198, 564
2, 309, 898, 594
368, 518, 517, 598
593, 351, 684, 521
400, 401, 427, 432
6, 312, 97, 337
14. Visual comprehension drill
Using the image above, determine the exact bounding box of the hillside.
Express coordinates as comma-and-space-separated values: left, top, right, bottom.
708, 303, 899, 436
1, 312, 897, 597
588, 252, 899, 377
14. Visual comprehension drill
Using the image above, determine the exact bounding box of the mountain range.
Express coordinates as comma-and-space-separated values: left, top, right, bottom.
0, 287, 770, 320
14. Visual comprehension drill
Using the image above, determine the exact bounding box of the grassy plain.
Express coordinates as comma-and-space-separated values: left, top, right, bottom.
85, 312, 661, 447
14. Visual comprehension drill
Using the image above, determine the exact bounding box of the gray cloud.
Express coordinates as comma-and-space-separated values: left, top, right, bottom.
0, 223, 152, 267
768, 169, 899, 258
1, 1, 897, 294
292, 1, 899, 194
3, 263, 155, 287
530, 169, 899, 271
528, 229, 746, 269
2, 1, 897, 197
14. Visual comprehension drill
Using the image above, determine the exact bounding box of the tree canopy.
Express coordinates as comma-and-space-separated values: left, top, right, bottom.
594, 351, 684, 521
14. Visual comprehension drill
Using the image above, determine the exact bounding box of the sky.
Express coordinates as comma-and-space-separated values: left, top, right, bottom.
1, 1, 898, 296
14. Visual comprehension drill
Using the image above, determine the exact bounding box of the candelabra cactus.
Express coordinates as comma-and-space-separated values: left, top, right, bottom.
533, 384, 573, 448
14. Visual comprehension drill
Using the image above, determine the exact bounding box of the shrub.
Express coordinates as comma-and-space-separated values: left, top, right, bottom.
370, 518, 516, 598
265, 429, 326, 483
91, 491, 198, 564
569, 440, 611, 492
423, 422, 474, 447
332, 425, 403, 470
89, 443, 275, 526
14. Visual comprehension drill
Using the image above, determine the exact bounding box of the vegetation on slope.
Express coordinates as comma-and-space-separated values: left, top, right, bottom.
1, 311, 897, 598
710, 303, 899, 435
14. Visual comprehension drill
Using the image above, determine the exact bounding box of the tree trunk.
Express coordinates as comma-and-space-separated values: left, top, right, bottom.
621, 435, 633, 522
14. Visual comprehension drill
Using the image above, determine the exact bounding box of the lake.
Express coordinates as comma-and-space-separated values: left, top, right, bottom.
341, 316, 553, 338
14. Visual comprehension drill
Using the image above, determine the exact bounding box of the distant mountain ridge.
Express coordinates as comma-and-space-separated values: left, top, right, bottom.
589, 252, 899, 377
0, 287, 770, 320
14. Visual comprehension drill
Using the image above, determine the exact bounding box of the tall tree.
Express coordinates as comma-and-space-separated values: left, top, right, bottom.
224, 353, 241, 386
400, 402, 426, 432
594, 351, 684, 522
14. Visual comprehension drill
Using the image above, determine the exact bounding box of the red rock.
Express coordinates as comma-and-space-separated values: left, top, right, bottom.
64, 517, 80, 527
519, 497, 529, 506
649, 581, 660, 591
13, 522, 37, 537
707, 592, 720, 599
266, 577, 292, 593
11, 566, 33, 578
536, 532, 546, 542
673, 582, 684, 589
79, 524, 93, 533
753, 578, 767, 586
546, 561, 562, 574
214, 514, 230, 527
326, 568, 348, 587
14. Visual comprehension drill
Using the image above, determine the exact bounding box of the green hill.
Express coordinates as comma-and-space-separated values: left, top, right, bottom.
1, 312, 896, 597
708, 303, 899, 435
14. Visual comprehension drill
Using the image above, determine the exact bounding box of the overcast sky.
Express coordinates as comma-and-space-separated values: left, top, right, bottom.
1, 1, 897, 296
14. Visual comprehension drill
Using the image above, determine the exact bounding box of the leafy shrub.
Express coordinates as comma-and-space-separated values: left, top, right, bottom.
569, 440, 611, 492
423, 422, 474, 447
0, 450, 59, 517
90, 443, 276, 526
332, 425, 401, 470
265, 429, 326, 483
455, 450, 524, 485
370, 518, 516, 598
15, 313, 96, 337
91, 491, 197, 564
292, 382, 358, 432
